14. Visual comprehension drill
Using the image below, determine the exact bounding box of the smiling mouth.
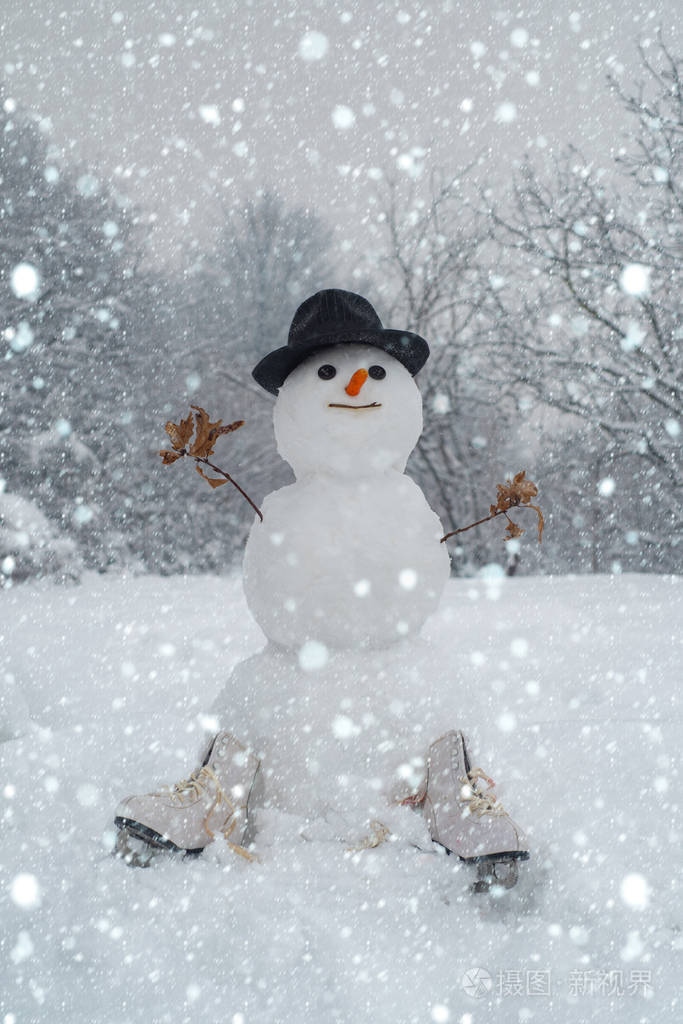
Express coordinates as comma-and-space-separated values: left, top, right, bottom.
328, 402, 382, 410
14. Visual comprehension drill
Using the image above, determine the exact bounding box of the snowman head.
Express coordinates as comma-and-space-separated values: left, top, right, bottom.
273, 343, 423, 479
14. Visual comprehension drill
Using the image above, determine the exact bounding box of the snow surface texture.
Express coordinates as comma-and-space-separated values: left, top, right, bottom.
244, 345, 450, 649
1, 571, 681, 1022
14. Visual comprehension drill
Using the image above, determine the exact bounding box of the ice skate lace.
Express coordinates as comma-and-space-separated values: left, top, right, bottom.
167, 766, 256, 861
458, 768, 507, 818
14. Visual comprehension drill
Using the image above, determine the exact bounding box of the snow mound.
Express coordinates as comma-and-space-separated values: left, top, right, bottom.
0, 491, 82, 588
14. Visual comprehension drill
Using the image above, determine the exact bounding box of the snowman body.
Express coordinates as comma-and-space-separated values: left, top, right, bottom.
243, 344, 451, 652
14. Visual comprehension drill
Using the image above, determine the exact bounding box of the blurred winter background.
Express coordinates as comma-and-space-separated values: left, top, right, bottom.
0, 0, 680, 584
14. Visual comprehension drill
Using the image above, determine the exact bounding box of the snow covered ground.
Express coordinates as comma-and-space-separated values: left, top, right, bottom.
1, 571, 680, 1023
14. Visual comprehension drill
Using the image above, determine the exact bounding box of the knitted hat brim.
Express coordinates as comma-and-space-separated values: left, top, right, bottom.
252, 328, 429, 396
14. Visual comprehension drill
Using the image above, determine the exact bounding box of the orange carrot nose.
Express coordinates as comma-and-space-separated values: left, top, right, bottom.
345, 368, 368, 396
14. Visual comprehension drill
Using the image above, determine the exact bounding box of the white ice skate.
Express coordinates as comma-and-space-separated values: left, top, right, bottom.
418, 730, 529, 893
114, 732, 261, 867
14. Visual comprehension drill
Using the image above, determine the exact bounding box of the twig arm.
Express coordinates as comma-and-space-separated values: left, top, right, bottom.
195, 456, 263, 521
441, 503, 543, 543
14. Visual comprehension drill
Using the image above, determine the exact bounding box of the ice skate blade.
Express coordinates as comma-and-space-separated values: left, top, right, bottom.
114, 827, 161, 868
471, 858, 520, 894
113, 818, 204, 868
432, 841, 528, 893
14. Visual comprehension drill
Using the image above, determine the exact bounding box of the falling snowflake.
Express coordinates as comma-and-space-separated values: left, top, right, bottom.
495, 102, 517, 124
621, 321, 645, 352
7, 321, 34, 352
510, 28, 529, 48
619, 263, 651, 296
331, 105, 356, 130
620, 873, 651, 910
199, 105, 221, 126
10, 873, 41, 909
331, 714, 360, 739
10, 263, 41, 301
298, 31, 329, 61
398, 568, 418, 590
298, 640, 329, 672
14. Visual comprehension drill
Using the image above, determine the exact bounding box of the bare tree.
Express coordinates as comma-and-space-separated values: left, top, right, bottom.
133, 192, 339, 574
182, 191, 335, 381
369, 170, 523, 571
487, 36, 681, 570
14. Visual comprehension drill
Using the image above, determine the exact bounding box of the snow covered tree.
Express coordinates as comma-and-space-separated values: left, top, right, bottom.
487, 37, 681, 572
0, 88, 149, 580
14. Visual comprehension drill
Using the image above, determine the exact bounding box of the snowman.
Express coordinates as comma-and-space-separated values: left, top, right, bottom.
115, 290, 528, 891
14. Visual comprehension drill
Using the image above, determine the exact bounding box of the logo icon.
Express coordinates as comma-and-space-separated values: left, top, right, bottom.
462, 967, 493, 998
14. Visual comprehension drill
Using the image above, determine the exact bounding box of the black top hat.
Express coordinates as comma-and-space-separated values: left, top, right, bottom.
252, 289, 430, 395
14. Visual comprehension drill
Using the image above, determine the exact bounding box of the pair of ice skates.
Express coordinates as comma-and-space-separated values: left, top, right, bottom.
114, 730, 529, 893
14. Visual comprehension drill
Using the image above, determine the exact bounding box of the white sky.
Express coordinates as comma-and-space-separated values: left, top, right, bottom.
2, 0, 680, 265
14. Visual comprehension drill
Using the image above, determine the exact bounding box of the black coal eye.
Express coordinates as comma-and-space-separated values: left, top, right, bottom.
369, 365, 386, 380
318, 364, 336, 380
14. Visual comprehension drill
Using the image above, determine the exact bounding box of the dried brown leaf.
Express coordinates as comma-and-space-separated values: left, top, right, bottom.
530, 503, 545, 543
196, 463, 229, 488
189, 405, 224, 458
157, 405, 262, 521
442, 470, 543, 547
159, 449, 184, 465
164, 413, 194, 452
495, 470, 539, 512
214, 420, 244, 436
504, 520, 524, 541
512, 470, 538, 504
